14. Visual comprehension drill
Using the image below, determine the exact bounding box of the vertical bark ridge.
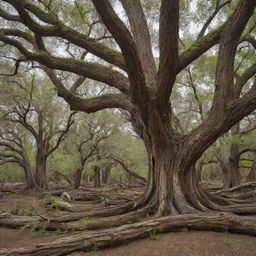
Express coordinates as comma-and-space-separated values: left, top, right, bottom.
92, 0, 149, 117
155, 0, 179, 105
120, 0, 157, 84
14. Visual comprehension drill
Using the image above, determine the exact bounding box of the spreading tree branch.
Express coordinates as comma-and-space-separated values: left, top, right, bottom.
92, 0, 149, 114
197, 0, 231, 39
44, 68, 134, 113
155, 0, 179, 104
1, 0, 126, 71
0, 34, 129, 94
178, 24, 224, 73
120, 0, 157, 84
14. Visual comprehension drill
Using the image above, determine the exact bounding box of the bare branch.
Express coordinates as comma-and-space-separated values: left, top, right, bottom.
47, 112, 76, 156
197, 0, 231, 39
1, 0, 126, 70
235, 62, 256, 90
92, 0, 149, 112
44, 68, 135, 113
155, 0, 179, 104
0, 29, 36, 46
0, 56, 27, 76
186, 67, 203, 121
178, 24, 224, 73
120, 0, 157, 84
111, 156, 146, 183
0, 8, 20, 21
0, 34, 129, 93
70, 77, 86, 94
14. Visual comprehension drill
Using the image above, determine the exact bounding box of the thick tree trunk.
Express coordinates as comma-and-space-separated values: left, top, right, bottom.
247, 161, 256, 182
102, 165, 111, 184
229, 148, 241, 187
228, 124, 241, 187
132, 107, 202, 216
131, 105, 253, 217
220, 159, 232, 189
94, 165, 101, 187
23, 162, 37, 189
35, 150, 48, 189
74, 168, 83, 189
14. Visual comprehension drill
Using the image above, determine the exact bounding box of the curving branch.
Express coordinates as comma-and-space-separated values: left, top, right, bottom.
44, 68, 135, 113
0, 142, 22, 155
0, 7, 20, 21
0, 56, 27, 76
242, 36, 256, 49
92, 0, 149, 113
197, 0, 231, 39
155, 0, 179, 104
186, 67, 203, 122
119, 0, 157, 84
111, 156, 147, 184
69, 76, 86, 94
1, 0, 126, 71
230, 79, 256, 123
0, 33, 130, 94
235, 62, 256, 90
0, 29, 36, 47
210, 0, 255, 114
184, 0, 256, 166
178, 24, 224, 73
47, 112, 76, 156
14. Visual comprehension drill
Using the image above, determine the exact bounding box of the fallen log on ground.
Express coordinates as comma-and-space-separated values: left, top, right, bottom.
0, 213, 255, 256
0, 213, 41, 228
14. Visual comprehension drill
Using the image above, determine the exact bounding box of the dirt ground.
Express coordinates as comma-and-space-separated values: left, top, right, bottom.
1, 227, 256, 256
1, 189, 256, 256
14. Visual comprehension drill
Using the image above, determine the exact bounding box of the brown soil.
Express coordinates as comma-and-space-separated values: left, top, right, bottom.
69, 231, 256, 256
1, 189, 255, 256
1, 227, 255, 256
0, 227, 76, 250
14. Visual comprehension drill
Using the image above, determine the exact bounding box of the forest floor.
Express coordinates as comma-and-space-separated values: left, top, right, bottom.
0, 186, 256, 256
1, 227, 256, 256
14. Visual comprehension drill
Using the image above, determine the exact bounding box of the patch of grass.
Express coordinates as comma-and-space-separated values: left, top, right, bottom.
31, 221, 48, 235
219, 234, 241, 245
18, 204, 41, 216
86, 245, 98, 255
79, 217, 95, 228
46, 196, 62, 210
148, 230, 161, 240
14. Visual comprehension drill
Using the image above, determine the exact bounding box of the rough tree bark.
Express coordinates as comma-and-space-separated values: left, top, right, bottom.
94, 164, 101, 188
35, 144, 48, 189
1, 213, 256, 256
74, 168, 83, 189
247, 161, 256, 182
22, 160, 37, 189
0, 0, 256, 249
102, 164, 112, 184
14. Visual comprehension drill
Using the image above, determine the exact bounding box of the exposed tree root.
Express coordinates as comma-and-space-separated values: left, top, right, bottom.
0, 213, 41, 229
0, 213, 255, 256
0, 204, 153, 232
44, 188, 141, 208
47, 207, 152, 231
212, 182, 256, 201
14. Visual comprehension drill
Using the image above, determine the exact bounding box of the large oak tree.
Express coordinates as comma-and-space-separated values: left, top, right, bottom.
0, 0, 256, 217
